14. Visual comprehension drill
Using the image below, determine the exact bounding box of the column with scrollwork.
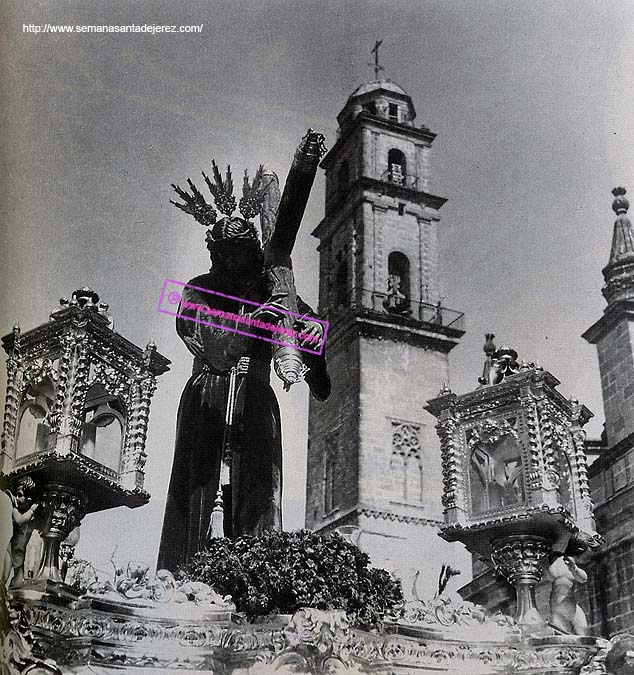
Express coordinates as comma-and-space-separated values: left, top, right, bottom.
55, 328, 90, 456
36, 484, 86, 583
434, 392, 468, 525
0, 325, 22, 473
569, 397, 598, 542
120, 342, 157, 492
490, 534, 550, 629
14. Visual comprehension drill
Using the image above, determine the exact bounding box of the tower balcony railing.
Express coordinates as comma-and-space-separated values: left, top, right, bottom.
380, 168, 419, 190
327, 288, 465, 332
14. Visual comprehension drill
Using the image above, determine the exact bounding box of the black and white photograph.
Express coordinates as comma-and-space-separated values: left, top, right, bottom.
0, 1, 633, 672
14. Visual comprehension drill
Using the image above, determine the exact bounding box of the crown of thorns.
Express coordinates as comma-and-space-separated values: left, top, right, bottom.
170, 161, 267, 229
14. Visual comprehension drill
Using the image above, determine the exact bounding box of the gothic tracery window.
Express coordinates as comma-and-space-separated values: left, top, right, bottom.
390, 421, 424, 504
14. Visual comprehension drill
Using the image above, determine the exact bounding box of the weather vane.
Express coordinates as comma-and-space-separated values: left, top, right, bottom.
369, 40, 384, 79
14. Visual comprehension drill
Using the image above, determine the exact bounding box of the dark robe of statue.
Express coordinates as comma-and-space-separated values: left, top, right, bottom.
157, 238, 329, 573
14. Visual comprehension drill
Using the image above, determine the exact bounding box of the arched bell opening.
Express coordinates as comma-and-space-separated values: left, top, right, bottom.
387, 148, 406, 185
384, 251, 411, 315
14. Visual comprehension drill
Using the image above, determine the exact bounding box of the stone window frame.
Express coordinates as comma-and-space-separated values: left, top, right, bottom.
388, 418, 425, 506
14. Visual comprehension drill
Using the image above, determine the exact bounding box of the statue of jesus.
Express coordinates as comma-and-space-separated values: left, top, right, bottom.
158, 132, 330, 572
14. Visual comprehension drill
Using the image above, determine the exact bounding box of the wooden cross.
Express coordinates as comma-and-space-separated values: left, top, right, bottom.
370, 40, 384, 79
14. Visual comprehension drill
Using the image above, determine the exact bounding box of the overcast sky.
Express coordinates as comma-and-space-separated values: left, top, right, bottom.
1, 0, 633, 571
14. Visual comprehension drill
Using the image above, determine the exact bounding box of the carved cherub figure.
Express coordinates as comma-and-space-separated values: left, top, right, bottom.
7, 477, 39, 588
1, 490, 12, 586
544, 555, 588, 635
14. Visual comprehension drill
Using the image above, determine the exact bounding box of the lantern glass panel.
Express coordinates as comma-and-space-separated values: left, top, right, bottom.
15, 377, 55, 459
469, 435, 525, 515
79, 384, 125, 473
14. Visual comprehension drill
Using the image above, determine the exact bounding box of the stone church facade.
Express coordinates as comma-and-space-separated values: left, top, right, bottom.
581, 187, 634, 636
304, 79, 471, 600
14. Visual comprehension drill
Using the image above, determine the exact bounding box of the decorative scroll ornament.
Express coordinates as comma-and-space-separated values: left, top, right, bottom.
0, 592, 61, 675
8, 595, 604, 674
467, 417, 517, 447
83, 562, 235, 611
87, 360, 129, 397
284, 608, 351, 655
21, 357, 57, 389
579, 634, 634, 675
396, 596, 517, 635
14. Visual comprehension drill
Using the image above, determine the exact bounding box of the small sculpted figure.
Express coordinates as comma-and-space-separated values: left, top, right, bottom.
1, 489, 12, 587
545, 555, 588, 635
7, 477, 39, 588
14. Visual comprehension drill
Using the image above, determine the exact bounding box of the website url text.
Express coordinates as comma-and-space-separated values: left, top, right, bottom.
23, 24, 204, 34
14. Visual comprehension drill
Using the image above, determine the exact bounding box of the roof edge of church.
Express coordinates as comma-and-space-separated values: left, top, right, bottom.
348, 78, 411, 99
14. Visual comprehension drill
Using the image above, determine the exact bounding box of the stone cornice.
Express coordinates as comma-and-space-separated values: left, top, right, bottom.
322, 307, 464, 354
587, 430, 634, 477
313, 504, 443, 531
357, 506, 443, 528
312, 187, 444, 242
582, 299, 634, 345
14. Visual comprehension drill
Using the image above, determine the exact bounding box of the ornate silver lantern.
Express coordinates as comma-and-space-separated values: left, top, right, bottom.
425, 339, 601, 631
1, 288, 170, 588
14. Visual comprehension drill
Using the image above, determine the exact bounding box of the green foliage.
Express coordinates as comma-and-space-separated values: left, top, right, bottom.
180, 529, 403, 628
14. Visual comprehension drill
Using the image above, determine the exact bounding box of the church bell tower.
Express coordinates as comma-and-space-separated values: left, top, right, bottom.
305, 78, 471, 597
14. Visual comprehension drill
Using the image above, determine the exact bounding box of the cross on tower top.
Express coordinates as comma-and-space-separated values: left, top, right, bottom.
369, 40, 384, 79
